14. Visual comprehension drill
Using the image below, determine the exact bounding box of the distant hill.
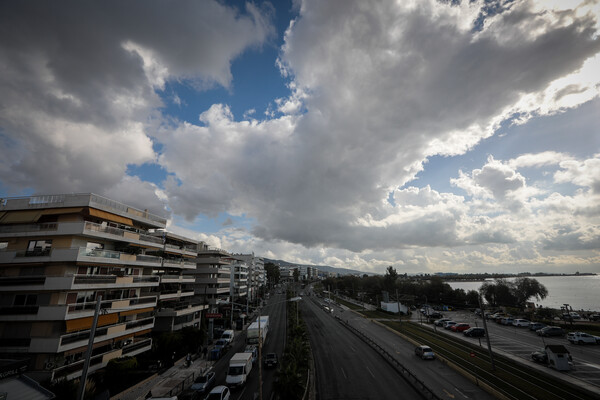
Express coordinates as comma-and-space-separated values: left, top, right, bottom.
263, 258, 374, 276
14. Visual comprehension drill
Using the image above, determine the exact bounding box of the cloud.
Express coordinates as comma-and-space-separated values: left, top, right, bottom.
0, 0, 273, 198
1, 0, 599, 274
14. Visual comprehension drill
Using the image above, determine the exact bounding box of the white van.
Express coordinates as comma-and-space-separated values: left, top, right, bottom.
221, 330, 234, 344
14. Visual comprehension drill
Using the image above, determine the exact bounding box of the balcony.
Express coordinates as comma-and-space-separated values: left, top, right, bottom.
156, 302, 207, 317
160, 274, 195, 284
0, 274, 159, 292
0, 247, 164, 267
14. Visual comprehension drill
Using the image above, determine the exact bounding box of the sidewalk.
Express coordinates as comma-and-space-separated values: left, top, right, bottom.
112, 353, 214, 400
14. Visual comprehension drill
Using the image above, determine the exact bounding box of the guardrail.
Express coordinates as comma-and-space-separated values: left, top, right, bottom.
335, 315, 443, 400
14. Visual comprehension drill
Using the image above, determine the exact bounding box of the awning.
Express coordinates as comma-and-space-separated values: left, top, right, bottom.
88, 208, 133, 225
0, 210, 43, 223
65, 313, 119, 333
41, 207, 84, 215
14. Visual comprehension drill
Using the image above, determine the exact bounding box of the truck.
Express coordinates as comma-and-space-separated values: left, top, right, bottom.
225, 352, 253, 387
247, 316, 269, 345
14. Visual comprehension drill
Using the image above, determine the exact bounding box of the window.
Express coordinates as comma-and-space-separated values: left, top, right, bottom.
14, 294, 37, 306
0, 242, 7, 250
26, 240, 52, 256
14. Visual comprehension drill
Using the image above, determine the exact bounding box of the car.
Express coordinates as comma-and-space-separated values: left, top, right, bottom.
500, 317, 514, 325
529, 322, 546, 331
220, 330, 235, 344
244, 345, 258, 363
531, 349, 548, 364
512, 319, 529, 327
537, 326, 564, 337
567, 332, 597, 345
191, 371, 215, 393
443, 321, 457, 330
414, 345, 435, 360
214, 339, 229, 351
451, 323, 471, 332
434, 318, 451, 327
463, 327, 485, 337
264, 353, 278, 368
590, 314, 600, 321
205, 386, 230, 400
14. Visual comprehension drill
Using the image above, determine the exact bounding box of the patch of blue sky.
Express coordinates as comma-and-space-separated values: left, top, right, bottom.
157, 0, 296, 124
126, 163, 170, 188
173, 212, 256, 235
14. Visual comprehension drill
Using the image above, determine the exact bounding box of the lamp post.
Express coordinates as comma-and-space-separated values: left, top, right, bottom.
77, 295, 102, 400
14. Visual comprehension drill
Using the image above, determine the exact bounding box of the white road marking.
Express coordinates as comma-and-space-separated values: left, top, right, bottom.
366, 366, 375, 378
341, 367, 347, 379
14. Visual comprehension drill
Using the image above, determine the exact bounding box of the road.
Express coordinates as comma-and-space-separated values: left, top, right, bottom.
302, 295, 425, 400
203, 291, 288, 400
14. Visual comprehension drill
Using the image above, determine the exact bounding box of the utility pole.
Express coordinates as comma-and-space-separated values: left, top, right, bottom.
77, 295, 102, 400
478, 293, 495, 371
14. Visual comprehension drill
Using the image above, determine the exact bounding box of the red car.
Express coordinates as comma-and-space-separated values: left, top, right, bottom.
451, 323, 471, 332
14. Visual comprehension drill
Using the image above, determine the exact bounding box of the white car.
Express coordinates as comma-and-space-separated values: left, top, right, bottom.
206, 386, 230, 400
513, 319, 530, 327
567, 332, 597, 345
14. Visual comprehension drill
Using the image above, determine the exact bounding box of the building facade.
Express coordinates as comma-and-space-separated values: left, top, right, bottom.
0, 194, 168, 382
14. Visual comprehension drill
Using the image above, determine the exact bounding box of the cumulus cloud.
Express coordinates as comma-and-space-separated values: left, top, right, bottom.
1, 0, 599, 274
0, 0, 273, 198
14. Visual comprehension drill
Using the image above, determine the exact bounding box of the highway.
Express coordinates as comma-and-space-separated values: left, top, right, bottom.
205, 291, 288, 400
301, 295, 425, 400
305, 295, 497, 400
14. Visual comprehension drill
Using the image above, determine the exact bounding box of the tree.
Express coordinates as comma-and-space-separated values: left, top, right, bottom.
265, 262, 280, 285
383, 266, 398, 293
513, 277, 548, 308
480, 278, 547, 310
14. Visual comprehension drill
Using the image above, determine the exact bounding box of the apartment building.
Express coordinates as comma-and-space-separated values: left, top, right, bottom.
232, 253, 264, 304
228, 259, 248, 301
184, 245, 232, 308
0, 194, 166, 382
151, 231, 207, 332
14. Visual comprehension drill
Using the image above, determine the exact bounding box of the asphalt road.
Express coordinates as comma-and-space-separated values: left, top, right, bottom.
312, 297, 497, 400
204, 291, 288, 400
302, 296, 425, 400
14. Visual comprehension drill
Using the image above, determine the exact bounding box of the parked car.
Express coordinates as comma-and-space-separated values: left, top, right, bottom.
500, 317, 514, 325
451, 323, 471, 332
191, 371, 215, 393
414, 345, 435, 360
214, 339, 230, 352
512, 319, 530, 327
206, 386, 230, 400
590, 314, 600, 321
264, 353, 278, 368
444, 321, 457, 330
529, 322, 546, 331
530, 349, 548, 364
244, 345, 258, 363
434, 318, 451, 327
463, 327, 485, 337
537, 326, 564, 337
567, 332, 597, 345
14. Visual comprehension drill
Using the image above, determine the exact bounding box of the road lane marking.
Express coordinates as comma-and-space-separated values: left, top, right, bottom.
366, 366, 375, 378
454, 387, 468, 398
443, 389, 455, 398
341, 367, 347, 379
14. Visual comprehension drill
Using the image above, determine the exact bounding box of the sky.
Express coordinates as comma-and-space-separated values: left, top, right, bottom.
1, 0, 599, 275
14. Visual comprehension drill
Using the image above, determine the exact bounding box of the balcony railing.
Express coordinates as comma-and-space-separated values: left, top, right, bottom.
0, 222, 58, 234
78, 247, 120, 259
73, 275, 117, 285
83, 221, 163, 245
121, 338, 152, 355
0, 276, 46, 286
0, 305, 39, 315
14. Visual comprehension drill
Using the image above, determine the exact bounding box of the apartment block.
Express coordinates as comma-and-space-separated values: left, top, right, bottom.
0, 194, 166, 382
151, 231, 207, 332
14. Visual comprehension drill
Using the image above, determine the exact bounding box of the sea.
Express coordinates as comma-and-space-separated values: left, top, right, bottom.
446, 274, 600, 312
